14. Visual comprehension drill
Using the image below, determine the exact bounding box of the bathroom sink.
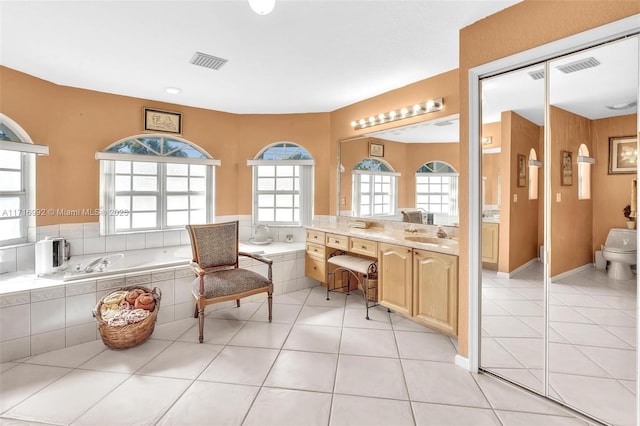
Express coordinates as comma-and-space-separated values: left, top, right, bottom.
404, 235, 456, 245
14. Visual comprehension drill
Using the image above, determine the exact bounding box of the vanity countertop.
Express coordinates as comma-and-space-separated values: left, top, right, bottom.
305, 223, 458, 256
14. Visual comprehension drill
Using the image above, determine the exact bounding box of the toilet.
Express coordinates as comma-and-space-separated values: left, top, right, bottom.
602, 228, 637, 280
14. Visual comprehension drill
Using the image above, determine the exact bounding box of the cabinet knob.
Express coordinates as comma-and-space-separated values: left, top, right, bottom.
361, 245, 366, 249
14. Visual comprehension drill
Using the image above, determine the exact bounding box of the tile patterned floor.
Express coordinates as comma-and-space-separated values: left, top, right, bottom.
482, 262, 637, 425
1, 285, 593, 425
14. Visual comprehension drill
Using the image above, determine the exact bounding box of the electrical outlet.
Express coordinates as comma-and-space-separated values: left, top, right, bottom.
513, 193, 518, 203
556, 193, 561, 202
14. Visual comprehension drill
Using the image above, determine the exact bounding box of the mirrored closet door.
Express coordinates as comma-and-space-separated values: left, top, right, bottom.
480, 34, 639, 425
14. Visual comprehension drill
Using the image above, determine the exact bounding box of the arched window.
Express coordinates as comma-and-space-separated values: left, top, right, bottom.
415, 161, 458, 219
352, 158, 399, 217
528, 148, 541, 200
577, 144, 593, 200
0, 114, 48, 246
247, 142, 314, 226
97, 135, 219, 234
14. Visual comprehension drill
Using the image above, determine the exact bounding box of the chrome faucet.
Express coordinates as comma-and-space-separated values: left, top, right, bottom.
405, 227, 418, 234
436, 227, 448, 239
84, 256, 107, 273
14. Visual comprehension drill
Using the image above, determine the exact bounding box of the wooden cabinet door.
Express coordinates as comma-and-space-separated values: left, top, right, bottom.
413, 249, 458, 336
378, 243, 413, 317
481, 222, 499, 264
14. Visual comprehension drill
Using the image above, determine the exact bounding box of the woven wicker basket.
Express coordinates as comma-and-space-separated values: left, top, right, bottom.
93, 286, 161, 350
359, 274, 378, 302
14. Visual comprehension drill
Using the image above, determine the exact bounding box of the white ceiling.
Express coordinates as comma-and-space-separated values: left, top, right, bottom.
0, 0, 521, 114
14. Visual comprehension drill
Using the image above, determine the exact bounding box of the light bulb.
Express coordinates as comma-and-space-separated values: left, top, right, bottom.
350, 121, 357, 127
400, 108, 409, 117
389, 110, 397, 119
412, 104, 421, 113
368, 116, 376, 124
248, 0, 276, 15
359, 119, 366, 126
378, 113, 386, 122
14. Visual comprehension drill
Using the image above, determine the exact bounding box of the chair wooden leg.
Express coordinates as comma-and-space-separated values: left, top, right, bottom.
268, 291, 273, 323
236, 299, 240, 308
198, 308, 205, 343
193, 304, 199, 319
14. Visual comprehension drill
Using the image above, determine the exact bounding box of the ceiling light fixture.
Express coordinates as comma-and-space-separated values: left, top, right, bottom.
249, 0, 275, 15
606, 101, 637, 111
350, 98, 443, 130
165, 87, 182, 95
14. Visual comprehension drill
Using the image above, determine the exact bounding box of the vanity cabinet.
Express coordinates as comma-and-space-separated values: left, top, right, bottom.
305, 230, 326, 283
413, 249, 458, 335
482, 222, 499, 264
378, 242, 413, 317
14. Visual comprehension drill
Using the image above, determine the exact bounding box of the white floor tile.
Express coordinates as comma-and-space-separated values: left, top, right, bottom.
340, 328, 398, 358
273, 288, 311, 305
136, 341, 222, 379
4, 369, 128, 424
243, 387, 332, 426
550, 322, 632, 349
307, 286, 347, 307
74, 375, 191, 425
228, 321, 292, 348
157, 381, 259, 426
334, 354, 408, 400
342, 306, 392, 329
402, 359, 489, 408
207, 301, 262, 320
24, 340, 106, 368
494, 337, 544, 369
296, 305, 345, 327
481, 337, 525, 369
573, 306, 636, 327
390, 313, 435, 332
283, 324, 342, 353
250, 301, 302, 323
177, 318, 246, 345
576, 345, 637, 380
264, 350, 337, 392
79, 339, 171, 373
198, 345, 278, 386
548, 343, 609, 377
549, 372, 637, 425
395, 330, 457, 362
494, 410, 588, 425
150, 317, 198, 341
482, 316, 540, 338
0, 364, 71, 413
412, 401, 501, 425
331, 394, 414, 426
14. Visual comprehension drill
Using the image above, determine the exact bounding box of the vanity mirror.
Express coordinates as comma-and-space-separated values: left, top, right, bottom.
337, 114, 460, 226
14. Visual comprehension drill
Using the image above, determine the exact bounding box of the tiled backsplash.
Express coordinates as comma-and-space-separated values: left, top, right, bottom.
0, 215, 313, 274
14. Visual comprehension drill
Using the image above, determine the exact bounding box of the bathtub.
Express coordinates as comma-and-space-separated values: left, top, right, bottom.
63, 243, 264, 282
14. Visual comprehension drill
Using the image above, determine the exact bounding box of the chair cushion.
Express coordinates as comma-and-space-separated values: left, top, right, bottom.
192, 268, 271, 299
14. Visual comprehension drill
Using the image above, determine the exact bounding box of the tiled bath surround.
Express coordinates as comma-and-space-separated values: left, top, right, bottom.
0, 216, 309, 274
0, 248, 312, 362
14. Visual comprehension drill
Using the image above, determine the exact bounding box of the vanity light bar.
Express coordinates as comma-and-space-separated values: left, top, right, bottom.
350, 98, 444, 130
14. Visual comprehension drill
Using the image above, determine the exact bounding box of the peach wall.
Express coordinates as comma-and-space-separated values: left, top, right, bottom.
505, 112, 541, 272
459, 1, 639, 357
550, 106, 593, 277
592, 114, 638, 251
0, 66, 332, 224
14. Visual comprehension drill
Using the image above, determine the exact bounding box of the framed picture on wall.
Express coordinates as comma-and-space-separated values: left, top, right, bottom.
369, 142, 384, 157
517, 154, 526, 187
561, 150, 573, 186
144, 108, 182, 134
608, 136, 638, 174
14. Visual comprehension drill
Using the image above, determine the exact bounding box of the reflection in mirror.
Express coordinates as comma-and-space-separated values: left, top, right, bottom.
338, 114, 460, 226
480, 63, 545, 395
547, 36, 638, 425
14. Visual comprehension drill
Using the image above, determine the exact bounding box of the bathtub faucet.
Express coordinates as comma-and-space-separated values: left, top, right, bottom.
84, 256, 107, 273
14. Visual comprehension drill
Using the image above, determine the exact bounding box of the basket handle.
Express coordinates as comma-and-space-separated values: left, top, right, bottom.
152, 286, 162, 301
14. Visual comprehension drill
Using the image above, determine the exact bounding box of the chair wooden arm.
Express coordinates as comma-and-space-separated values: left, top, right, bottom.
239, 252, 273, 265
189, 261, 205, 276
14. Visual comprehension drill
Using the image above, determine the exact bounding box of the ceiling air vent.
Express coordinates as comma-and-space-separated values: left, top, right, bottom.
190, 52, 228, 70
433, 121, 453, 127
555, 57, 600, 74
528, 69, 545, 80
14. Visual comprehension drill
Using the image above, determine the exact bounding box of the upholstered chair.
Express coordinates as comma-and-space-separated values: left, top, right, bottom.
186, 221, 273, 343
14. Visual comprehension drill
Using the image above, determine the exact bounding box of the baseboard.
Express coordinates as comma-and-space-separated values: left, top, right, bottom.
495, 257, 539, 278
454, 354, 470, 370
551, 262, 593, 282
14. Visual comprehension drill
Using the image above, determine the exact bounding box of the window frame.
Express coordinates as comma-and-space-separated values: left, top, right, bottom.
0, 114, 48, 247
415, 161, 459, 218
351, 158, 399, 218
97, 135, 219, 235
248, 142, 315, 227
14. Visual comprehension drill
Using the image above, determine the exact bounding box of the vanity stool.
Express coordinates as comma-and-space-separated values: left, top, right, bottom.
326, 252, 378, 319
